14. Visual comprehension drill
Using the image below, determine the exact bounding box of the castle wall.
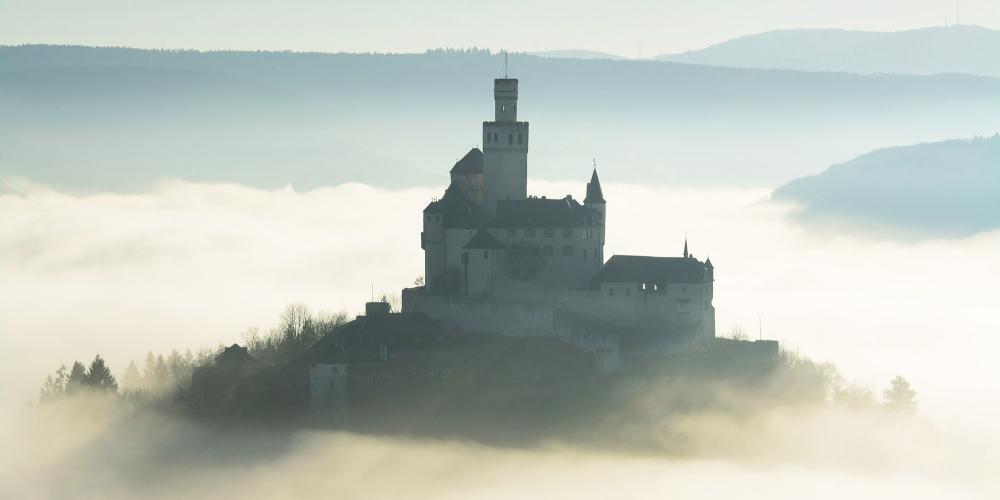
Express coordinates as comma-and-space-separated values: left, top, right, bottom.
421, 213, 447, 290
490, 224, 602, 287
403, 289, 556, 337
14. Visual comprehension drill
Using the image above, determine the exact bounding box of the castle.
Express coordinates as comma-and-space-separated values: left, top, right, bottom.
402, 75, 715, 371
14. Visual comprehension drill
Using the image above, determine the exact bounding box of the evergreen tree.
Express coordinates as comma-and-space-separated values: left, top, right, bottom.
122, 360, 142, 393
39, 364, 68, 402
142, 351, 158, 388
84, 355, 118, 392
882, 375, 917, 412
67, 361, 88, 394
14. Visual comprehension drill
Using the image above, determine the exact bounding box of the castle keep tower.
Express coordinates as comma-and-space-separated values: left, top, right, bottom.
482, 78, 529, 215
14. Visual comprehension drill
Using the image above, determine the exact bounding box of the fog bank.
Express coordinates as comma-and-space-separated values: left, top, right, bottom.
1, 178, 998, 435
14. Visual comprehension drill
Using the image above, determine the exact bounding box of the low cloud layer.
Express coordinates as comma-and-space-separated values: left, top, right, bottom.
2, 393, 998, 499
1, 178, 998, 436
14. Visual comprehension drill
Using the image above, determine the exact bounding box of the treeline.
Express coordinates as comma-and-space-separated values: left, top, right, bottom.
39, 355, 118, 401
242, 304, 348, 365
36, 303, 350, 403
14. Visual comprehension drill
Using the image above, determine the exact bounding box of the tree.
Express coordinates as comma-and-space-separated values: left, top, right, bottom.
40, 364, 69, 402
84, 355, 118, 392
122, 360, 142, 393
143, 351, 158, 388
67, 361, 88, 394
882, 375, 917, 412
726, 325, 749, 341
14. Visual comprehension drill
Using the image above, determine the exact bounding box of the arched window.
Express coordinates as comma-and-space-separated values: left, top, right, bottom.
508, 133, 513, 145
517, 133, 523, 144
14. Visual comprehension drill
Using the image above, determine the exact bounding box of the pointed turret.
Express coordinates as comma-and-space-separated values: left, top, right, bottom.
583, 164, 607, 267
683, 238, 689, 259
584, 168, 605, 204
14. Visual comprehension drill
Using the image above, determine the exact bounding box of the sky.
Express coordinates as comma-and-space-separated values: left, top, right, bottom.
2, 0, 998, 56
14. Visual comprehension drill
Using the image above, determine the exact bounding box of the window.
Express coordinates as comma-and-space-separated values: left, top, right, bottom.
561, 228, 573, 237
508, 133, 513, 145
483, 250, 489, 259
542, 245, 554, 256
518, 133, 523, 144
526, 228, 536, 237
544, 228, 555, 237
583, 249, 588, 259
561, 245, 573, 256
501, 104, 505, 112
608, 287, 614, 297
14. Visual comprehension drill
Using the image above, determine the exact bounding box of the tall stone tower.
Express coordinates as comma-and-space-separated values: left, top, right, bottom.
482, 78, 529, 215
584, 168, 606, 265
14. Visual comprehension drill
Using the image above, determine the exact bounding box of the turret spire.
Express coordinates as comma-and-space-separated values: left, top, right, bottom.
584, 164, 605, 204
683, 238, 689, 259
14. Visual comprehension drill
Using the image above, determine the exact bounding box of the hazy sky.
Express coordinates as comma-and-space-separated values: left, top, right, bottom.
2, 0, 998, 55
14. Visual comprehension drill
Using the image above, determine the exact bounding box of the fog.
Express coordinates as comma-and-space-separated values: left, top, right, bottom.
2, 177, 999, 497
2, 391, 998, 498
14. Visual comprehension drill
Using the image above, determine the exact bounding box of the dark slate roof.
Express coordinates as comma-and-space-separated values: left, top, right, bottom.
300, 313, 444, 363
423, 184, 483, 228
493, 196, 598, 228
464, 228, 505, 249
450, 148, 484, 175
588, 255, 710, 287
584, 169, 605, 204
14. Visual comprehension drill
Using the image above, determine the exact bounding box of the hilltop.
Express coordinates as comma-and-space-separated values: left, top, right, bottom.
658, 25, 1000, 78
773, 135, 1000, 238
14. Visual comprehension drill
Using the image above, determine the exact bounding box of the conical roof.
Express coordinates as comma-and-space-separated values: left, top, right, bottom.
584, 169, 605, 204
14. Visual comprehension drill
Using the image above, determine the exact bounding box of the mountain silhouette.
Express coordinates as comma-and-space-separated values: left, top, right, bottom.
658, 25, 1000, 78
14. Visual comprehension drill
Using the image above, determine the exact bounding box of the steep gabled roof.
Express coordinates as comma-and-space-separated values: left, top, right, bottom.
493, 196, 598, 228
450, 148, 484, 175
464, 228, 505, 249
588, 255, 710, 287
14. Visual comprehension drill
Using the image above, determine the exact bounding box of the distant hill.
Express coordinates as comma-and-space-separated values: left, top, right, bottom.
1, 45, 999, 191
529, 50, 626, 61
773, 135, 1000, 238
658, 25, 1000, 78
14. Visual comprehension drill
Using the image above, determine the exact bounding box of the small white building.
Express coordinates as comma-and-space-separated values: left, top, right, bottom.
309, 363, 348, 423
